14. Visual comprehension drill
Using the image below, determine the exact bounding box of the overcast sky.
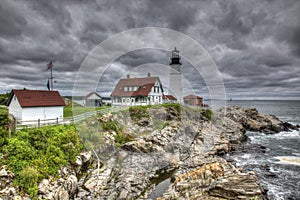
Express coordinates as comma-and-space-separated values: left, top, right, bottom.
1, 0, 300, 100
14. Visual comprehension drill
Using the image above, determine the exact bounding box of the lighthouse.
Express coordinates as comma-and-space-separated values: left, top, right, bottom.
169, 47, 182, 103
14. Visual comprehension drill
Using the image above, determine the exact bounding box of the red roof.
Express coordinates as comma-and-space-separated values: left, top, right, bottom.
8, 90, 66, 107
184, 94, 203, 100
111, 76, 162, 97
162, 94, 177, 100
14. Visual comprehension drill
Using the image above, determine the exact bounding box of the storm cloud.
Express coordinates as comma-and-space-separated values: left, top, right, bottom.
0, 0, 299, 100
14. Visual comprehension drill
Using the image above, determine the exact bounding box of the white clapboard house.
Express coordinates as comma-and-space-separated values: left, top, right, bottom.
111, 73, 164, 106
7, 89, 66, 124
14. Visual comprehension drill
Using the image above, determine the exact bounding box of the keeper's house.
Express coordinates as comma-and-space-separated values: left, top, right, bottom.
111, 73, 164, 106
7, 89, 66, 123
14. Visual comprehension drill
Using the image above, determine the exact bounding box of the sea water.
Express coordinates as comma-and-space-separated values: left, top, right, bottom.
224, 100, 300, 200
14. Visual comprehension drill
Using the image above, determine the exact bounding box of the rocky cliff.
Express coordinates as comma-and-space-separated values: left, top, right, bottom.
0, 105, 298, 200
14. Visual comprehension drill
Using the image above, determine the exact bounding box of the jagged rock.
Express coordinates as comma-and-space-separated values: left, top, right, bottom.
5, 105, 298, 199
122, 139, 153, 152
53, 186, 69, 200
83, 167, 112, 193
75, 156, 82, 166
63, 175, 78, 196
38, 174, 78, 200
0, 166, 14, 191
158, 159, 264, 200
0, 168, 8, 177
219, 106, 296, 134
137, 118, 150, 126
80, 151, 92, 164
207, 172, 264, 199
38, 179, 50, 195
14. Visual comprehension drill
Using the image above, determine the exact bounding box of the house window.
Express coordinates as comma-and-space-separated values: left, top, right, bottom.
124, 87, 128, 92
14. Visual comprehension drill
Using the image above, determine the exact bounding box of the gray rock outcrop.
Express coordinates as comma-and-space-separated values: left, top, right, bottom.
1, 105, 298, 200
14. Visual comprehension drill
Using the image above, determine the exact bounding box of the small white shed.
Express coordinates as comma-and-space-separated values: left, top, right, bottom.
7, 89, 66, 124
84, 92, 102, 107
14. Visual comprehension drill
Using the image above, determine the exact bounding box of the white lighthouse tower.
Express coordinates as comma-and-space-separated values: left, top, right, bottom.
168, 47, 182, 103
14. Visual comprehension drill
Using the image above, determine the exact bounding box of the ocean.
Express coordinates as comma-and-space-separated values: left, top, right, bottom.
224, 100, 300, 200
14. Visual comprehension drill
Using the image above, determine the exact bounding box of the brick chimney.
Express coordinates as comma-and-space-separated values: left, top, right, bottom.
127, 74, 130, 79
147, 73, 151, 77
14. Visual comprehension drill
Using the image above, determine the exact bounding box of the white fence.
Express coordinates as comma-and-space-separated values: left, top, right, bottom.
15, 107, 121, 131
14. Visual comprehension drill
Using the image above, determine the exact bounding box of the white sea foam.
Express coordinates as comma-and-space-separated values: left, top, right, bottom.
292, 152, 300, 157
247, 130, 300, 144
274, 130, 300, 139
274, 156, 300, 166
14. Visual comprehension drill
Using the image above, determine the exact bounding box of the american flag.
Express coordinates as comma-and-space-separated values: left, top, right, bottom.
47, 61, 53, 69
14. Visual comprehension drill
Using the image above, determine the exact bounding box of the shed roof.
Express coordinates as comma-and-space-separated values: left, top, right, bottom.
183, 94, 203, 100
7, 89, 66, 107
84, 92, 101, 99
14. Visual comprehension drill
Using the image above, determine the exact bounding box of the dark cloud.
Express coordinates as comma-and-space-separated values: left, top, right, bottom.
0, 0, 299, 100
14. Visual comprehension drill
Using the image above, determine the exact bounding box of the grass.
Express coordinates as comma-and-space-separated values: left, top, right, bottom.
202, 109, 213, 120
129, 105, 150, 122
64, 106, 109, 117
114, 132, 135, 147
184, 106, 213, 121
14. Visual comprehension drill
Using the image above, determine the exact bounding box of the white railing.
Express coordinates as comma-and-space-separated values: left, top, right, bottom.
15, 107, 122, 131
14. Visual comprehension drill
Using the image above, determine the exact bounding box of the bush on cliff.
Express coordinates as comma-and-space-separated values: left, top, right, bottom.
0, 107, 10, 127
0, 107, 10, 154
203, 109, 213, 120
129, 105, 150, 122
2, 125, 83, 199
99, 118, 134, 147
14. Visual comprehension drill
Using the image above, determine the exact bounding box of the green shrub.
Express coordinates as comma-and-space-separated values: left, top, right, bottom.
17, 166, 39, 199
161, 103, 181, 111
0, 108, 10, 152
101, 120, 119, 132
0, 127, 9, 150
2, 125, 83, 198
114, 132, 134, 147
129, 105, 150, 122
202, 109, 213, 120
0, 108, 9, 127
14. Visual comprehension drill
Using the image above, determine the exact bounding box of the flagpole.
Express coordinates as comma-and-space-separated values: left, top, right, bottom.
47, 61, 54, 91
50, 66, 53, 90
